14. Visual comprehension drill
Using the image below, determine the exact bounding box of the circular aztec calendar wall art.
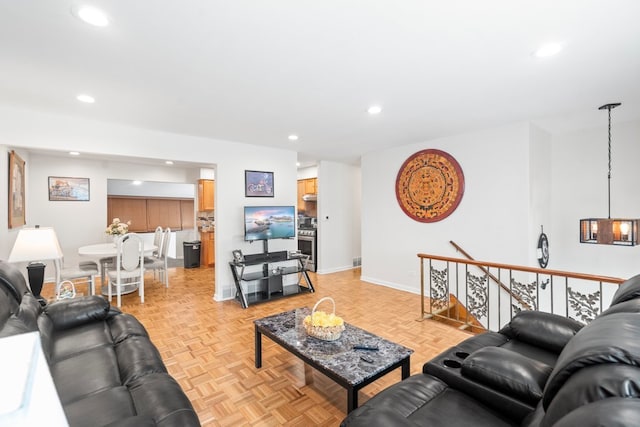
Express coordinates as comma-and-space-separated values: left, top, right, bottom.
395, 149, 465, 222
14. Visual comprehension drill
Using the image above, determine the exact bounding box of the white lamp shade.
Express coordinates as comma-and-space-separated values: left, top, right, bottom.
8, 227, 63, 263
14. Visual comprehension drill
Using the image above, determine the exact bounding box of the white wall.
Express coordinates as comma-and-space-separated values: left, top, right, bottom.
0, 145, 6, 260
361, 123, 532, 294
297, 166, 318, 180
0, 105, 298, 302
549, 119, 640, 278
316, 161, 361, 273
529, 125, 552, 265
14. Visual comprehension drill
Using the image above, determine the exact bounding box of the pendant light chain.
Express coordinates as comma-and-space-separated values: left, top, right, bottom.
607, 106, 612, 180
608, 105, 612, 219
599, 102, 620, 219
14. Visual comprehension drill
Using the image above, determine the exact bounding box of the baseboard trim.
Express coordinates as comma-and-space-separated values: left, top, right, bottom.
359, 275, 419, 295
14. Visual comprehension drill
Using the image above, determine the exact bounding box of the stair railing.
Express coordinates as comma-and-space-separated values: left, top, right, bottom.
449, 241, 532, 311
418, 250, 624, 331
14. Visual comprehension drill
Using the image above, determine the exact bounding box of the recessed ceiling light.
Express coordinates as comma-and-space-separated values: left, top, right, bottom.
74, 5, 109, 27
533, 43, 562, 58
296, 162, 301, 167
288, 134, 299, 141
69, 151, 80, 156
132, 180, 142, 185
76, 94, 95, 103
165, 160, 174, 165
367, 105, 382, 115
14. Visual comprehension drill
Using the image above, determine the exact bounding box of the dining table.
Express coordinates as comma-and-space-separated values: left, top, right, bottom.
78, 242, 157, 296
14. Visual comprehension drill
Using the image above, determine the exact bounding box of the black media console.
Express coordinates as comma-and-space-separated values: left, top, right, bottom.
229, 250, 315, 308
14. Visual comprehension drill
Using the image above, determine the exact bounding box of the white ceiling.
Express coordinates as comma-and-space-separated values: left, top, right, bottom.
1, 1, 639, 166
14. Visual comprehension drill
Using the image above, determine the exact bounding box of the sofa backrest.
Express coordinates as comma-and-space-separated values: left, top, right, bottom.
541, 364, 640, 426
0, 260, 41, 339
0, 260, 30, 303
540, 311, 640, 425
0, 280, 19, 329
609, 273, 640, 306
550, 397, 640, 427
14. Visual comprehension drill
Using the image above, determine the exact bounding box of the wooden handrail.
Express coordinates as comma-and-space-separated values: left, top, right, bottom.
417, 252, 624, 285
449, 241, 532, 310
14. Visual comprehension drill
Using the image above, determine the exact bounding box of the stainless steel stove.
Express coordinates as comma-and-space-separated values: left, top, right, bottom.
298, 226, 317, 272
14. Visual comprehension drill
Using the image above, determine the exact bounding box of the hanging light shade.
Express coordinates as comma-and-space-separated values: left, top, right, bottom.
579, 103, 640, 246
580, 218, 639, 246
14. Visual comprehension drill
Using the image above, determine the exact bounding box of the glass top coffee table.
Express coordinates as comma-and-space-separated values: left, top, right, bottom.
254, 307, 413, 412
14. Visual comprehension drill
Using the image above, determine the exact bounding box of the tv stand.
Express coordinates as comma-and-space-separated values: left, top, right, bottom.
229, 251, 315, 308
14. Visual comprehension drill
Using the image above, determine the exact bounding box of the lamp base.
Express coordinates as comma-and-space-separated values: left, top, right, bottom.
26, 262, 47, 306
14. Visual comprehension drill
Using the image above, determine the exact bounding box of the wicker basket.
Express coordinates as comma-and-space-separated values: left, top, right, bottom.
304, 297, 345, 341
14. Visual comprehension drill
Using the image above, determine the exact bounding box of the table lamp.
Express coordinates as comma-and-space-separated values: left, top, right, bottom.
8, 226, 63, 303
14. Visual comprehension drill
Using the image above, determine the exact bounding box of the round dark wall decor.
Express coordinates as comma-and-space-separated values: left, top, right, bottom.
395, 149, 465, 222
537, 232, 549, 269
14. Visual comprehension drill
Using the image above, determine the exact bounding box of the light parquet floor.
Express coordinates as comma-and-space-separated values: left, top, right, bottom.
43, 266, 472, 426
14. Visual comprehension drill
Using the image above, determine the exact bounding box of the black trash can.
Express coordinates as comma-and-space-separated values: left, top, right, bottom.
183, 241, 201, 268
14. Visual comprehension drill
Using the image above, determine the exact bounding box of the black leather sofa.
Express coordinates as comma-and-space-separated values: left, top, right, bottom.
341, 274, 640, 426
0, 260, 200, 427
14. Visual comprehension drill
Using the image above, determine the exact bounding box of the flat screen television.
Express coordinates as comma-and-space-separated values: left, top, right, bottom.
244, 206, 296, 241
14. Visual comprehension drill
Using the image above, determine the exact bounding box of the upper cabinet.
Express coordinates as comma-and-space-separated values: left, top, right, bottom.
147, 199, 182, 229
108, 197, 194, 232
107, 197, 148, 232
304, 178, 317, 195
180, 200, 195, 229
198, 179, 215, 211
297, 178, 318, 215
297, 180, 306, 211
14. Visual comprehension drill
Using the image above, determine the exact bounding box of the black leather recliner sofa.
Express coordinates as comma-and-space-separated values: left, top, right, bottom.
0, 260, 200, 427
341, 274, 640, 426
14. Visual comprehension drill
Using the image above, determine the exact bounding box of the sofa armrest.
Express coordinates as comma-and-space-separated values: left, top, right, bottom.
499, 310, 583, 353
461, 347, 552, 405
44, 296, 110, 331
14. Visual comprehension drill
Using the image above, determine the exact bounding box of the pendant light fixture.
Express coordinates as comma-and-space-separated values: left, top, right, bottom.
580, 102, 639, 246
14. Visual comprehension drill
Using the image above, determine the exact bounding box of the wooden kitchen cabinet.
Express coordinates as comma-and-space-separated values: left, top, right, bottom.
147, 199, 182, 230
297, 180, 306, 212
200, 230, 215, 267
304, 178, 317, 195
180, 199, 195, 229
107, 197, 148, 232
297, 178, 317, 197
297, 178, 317, 215
297, 178, 317, 210
198, 179, 215, 211
108, 197, 193, 232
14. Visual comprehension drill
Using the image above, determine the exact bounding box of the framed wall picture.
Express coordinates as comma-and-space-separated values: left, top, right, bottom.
8, 150, 26, 228
48, 176, 90, 201
245, 170, 274, 197
232, 249, 244, 263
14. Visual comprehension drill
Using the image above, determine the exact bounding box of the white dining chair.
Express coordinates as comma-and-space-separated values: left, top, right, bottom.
107, 233, 144, 307
144, 226, 164, 281
54, 258, 100, 296
151, 226, 163, 257
144, 227, 171, 287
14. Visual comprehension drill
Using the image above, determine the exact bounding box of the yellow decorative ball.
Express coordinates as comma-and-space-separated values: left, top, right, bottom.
304, 311, 344, 328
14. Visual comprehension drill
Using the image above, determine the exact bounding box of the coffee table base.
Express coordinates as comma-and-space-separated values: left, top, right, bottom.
255, 323, 411, 413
